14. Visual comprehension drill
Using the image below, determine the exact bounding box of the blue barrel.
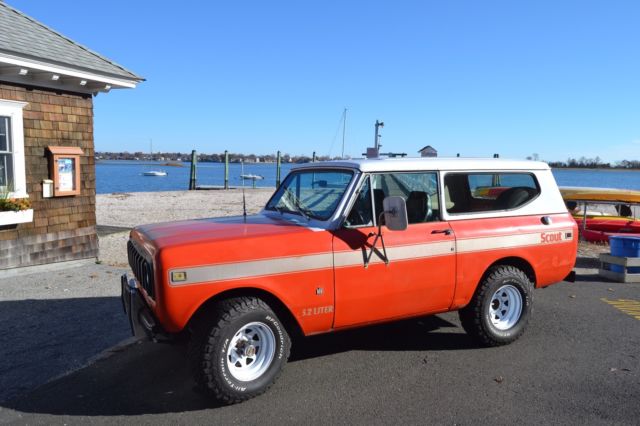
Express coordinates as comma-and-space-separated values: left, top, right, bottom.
609, 236, 640, 273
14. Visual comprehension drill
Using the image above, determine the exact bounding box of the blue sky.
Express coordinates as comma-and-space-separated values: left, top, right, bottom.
8, 1, 640, 162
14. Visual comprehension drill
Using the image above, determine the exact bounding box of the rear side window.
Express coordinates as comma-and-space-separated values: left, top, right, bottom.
444, 172, 540, 214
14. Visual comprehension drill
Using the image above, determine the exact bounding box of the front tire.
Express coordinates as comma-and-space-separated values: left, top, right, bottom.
459, 265, 533, 347
188, 297, 291, 404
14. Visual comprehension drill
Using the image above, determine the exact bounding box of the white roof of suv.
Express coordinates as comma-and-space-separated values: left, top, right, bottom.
293, 157, 550, 173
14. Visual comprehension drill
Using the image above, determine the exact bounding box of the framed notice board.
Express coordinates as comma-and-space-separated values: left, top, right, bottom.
46, 146, 83, 196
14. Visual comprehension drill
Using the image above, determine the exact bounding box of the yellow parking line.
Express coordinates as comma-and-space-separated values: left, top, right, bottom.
602, 298, 640, 321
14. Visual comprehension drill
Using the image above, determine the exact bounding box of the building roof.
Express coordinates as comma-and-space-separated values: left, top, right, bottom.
418, 145, 437, 153
293, 157, 550, 172
0, 2, 142, 94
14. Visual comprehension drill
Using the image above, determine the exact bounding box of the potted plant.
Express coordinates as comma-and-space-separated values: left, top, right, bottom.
0, 183, 33, 226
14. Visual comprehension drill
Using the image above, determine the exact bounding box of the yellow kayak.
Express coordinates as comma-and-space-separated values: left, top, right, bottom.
560, 187, 640, 204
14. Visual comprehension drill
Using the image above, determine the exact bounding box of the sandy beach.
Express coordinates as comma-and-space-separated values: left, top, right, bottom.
97, 188, 274, 266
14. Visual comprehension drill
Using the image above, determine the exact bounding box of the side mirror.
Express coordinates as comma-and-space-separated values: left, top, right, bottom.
383, 196, 408, 231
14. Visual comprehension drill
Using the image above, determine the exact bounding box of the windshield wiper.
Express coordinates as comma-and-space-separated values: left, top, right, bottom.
284, 189, 311, 221
294, 200, 311, 221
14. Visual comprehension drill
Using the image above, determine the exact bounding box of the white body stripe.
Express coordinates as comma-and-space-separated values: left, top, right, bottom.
174, 253, 334, 285
457, 229, 573, 253
169, 230, 574, 286
333, 241, 454, 268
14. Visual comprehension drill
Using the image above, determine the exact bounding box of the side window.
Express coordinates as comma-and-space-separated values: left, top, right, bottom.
371, 172, 439, 224
444, 172, 540, 214
344, 176, 373, 227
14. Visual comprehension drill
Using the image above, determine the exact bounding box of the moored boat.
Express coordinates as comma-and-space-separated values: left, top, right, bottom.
143, 171, 168, 176
240, 174, 264, 180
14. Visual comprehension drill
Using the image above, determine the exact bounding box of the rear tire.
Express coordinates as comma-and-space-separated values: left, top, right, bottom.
188, 297, 291, 404
459, 265, 533, 347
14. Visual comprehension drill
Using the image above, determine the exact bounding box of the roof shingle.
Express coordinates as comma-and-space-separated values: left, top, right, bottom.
0, 2, 142, 82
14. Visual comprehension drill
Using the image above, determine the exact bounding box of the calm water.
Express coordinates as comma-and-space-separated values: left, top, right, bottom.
96, 161, 640, 194
551, 169, 640, 190
96, 161, 294, 194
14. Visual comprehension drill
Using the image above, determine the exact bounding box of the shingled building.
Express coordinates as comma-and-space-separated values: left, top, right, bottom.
0, 2, 142, 270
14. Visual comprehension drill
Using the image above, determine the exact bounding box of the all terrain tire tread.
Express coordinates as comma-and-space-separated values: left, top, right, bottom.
187, 296, 290, 404
459, 265, 533, 347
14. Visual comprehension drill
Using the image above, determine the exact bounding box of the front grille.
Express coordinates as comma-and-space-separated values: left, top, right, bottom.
127, 240, 155, 299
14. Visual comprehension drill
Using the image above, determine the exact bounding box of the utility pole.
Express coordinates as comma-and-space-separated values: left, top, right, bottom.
374, 120, 384, 151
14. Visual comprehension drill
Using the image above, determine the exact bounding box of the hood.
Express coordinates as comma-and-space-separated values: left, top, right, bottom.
131, 213, 333, 271
133, 214, 315, 250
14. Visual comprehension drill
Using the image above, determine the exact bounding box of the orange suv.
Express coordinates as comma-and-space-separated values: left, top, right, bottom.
121, 157, 577, 404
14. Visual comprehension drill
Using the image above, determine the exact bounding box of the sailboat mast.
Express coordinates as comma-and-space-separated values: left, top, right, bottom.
341, 108, 347, 159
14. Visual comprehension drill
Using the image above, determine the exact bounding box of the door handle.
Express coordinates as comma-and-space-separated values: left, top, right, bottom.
540, 216, 552, 225
431, 229, 452, 235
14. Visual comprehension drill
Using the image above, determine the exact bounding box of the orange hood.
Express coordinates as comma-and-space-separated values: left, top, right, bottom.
130, 214, 330, 269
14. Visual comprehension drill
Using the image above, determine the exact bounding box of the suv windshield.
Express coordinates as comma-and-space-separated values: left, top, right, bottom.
266, 169, 354, 220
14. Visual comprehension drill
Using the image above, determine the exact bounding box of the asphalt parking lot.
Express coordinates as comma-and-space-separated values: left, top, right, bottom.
0, 264, 638, 425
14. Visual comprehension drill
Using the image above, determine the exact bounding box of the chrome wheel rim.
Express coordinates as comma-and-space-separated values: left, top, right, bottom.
227, 321, 276, 382
489, 285, 523, 330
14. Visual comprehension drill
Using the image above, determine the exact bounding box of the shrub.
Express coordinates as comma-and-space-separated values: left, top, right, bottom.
0, 197, 31, 212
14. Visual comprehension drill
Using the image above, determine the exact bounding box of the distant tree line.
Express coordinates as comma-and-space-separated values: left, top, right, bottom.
546, 157, 640, 169
527, 153, 640, 169
95, 151, 346, 163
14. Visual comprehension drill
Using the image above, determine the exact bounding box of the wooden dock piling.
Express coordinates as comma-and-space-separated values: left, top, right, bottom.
224, 150, 229, 189
276, 150, 281, 188
189, 150, 197, 190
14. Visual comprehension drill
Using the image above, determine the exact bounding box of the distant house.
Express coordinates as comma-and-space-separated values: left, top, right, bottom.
418, 145, 437, 157
0, 3, 143, 270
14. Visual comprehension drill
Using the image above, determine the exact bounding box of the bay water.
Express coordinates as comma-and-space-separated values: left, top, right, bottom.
96, 160, 640, 194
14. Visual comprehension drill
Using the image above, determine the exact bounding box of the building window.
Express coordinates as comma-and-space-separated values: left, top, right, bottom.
0, 116, 15, 188
0, 100, 28, 198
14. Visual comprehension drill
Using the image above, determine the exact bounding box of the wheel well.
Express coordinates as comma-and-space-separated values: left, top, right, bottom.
186, 288, 304, 340
483, 257, 536, 286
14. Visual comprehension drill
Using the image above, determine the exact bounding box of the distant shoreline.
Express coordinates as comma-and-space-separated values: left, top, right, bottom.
552, 167, 640, 172
96, 160, 640, 172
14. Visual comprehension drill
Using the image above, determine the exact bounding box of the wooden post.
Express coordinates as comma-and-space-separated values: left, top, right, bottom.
189, 150, 197, 190
224, 150, 229, 189
312, 151, 316, 162
276, 150, 281, 188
